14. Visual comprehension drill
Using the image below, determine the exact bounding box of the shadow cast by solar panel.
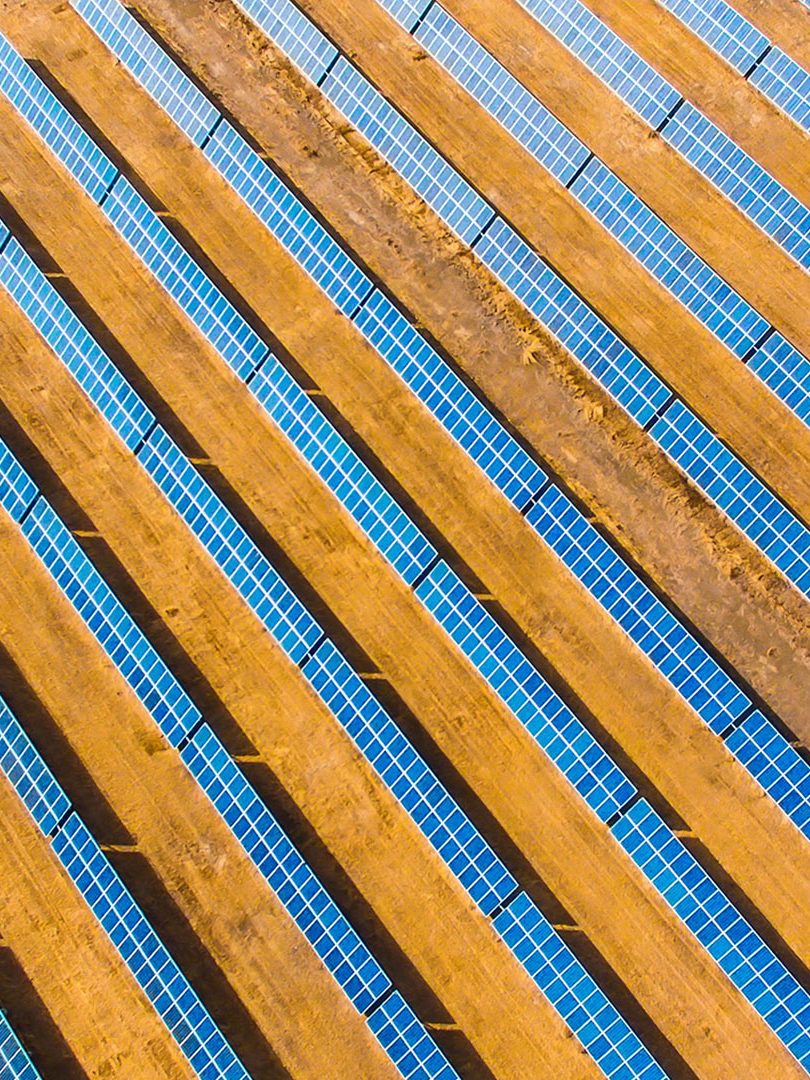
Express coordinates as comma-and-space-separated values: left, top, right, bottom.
0, 946, 86, 1080
106, 848, 291, 1080
238, 758, 496, 1080
0, 642, 134, 848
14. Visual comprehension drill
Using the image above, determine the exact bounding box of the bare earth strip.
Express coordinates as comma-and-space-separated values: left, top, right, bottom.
7, 2, 809, 980
0, 773, 194, 1078
725, 0, 810, 68
441, 0, 810, 348
104, 0, 810, 751
582, 0, 810, 201
0, 111, 802, 1079
0, 304, 597, 1079
0, 514, 399, 1080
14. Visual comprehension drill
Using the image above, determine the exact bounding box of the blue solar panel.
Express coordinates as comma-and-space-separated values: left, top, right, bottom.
661, 102, 810, 270
0, 697, 70, 837
613, 799, 810, 1069
0, 695, 250, 1079
367, 991, 459, 1080
0, 437, 38, 523
748, 333, 810, 425
656, 0, 768, 73
516, 0, 680, 128
0, 236, 156, 450
415, 560, 636, 823
0, 1011, 40, 1080
236, 0, 338, 82
749, 47, 810, 131
0, 32, 117, 202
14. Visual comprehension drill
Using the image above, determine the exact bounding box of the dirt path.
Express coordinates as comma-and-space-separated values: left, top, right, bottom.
0, 102, 803, 1080
583, 0, 810, 201
118, 0, 810, 753
442, 0, 810, 343
0, 513, 398, 1080
0, 773, 194, 1078
10, 2, 810, 977
726, 0, 810, 67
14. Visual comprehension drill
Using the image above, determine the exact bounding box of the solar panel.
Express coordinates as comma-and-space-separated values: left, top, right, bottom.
657, 0, 768, 73
0, 1011, 41, 1080
749, 47, 810, 131
0, 695, 250, 1079
0, 219, 666, 1075
6, 22, 808, 1061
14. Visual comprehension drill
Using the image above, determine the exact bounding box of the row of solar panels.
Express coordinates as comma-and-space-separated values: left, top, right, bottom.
201, 0, 810, 602
654, 0, 810, 131
58, 0, 810, 837
0, 691, 250, 1080
419, 0, 810, 276
0, 23, 808, 1071
0, 222, 666, 1080
0, 1010, 39, 1080
0, 437, 461, 1080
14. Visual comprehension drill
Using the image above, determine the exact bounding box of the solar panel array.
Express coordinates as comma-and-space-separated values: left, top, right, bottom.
653, 0, 810, 134
155, 0, 810, 607
3, 18, 810, 1071
59, 0, 810, 842
0, 694, 250, 1080
0, 216, 668, 1080
0, 1011, 40, 1080
0, 430, 456, 1080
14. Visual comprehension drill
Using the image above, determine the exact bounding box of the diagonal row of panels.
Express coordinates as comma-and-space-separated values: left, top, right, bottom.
0, 0, 807, 1075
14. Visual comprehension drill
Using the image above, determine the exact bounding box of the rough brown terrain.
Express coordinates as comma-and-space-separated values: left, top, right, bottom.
583, 0, 810, 201
0, 78, 806, 1080
0, 512, 400, 1080
4, 1, 808, 974
441, 0, 809, 346
115, 0, 810, 745
289, 0, 810, 527
0, 773, 194, 1078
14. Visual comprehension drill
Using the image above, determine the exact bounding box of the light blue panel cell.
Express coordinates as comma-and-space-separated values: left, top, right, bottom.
414, 5, 590, 185
0, 1012, 40, 1080
0, 438, 38, 523
748, 333, 810, 426
302, 638, 518, 916
570, 157, 768, 359
516, 0, 681, 127
650, 400, 810, 596
136, 426, 324, 665
180, 723, 396, 1016
321, 56, 496, 246
662, 102, 810, 270
613, 799, 810, 1069
19, 496, 200, 747
474, 217, 672, 426
53, 813, 250, 1079
378, 0, 433, 32
0, 696, 71, 838
204, 119, 374, 317
72, 0, 219, 146
248, 353, 438, 585
101, 176, 270, 380
494, 892, 666, 1079
415, 560, 636, 822
726, 712, 810, 840
750, 47, 810, 132
525, 483, 750, 732
0, 32, 118, 202
353, 288, 545, 509
234, 0, 338, 83
657, 0, 768, 73
0, 236, 156, 451
367, 991, 458, 1080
